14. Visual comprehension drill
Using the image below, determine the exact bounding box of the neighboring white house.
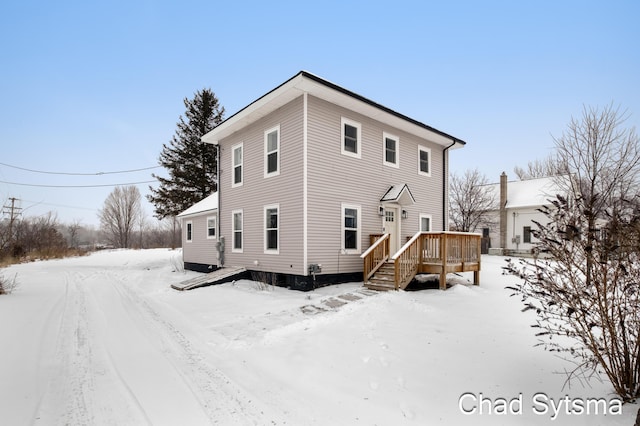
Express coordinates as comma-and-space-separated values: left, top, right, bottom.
177, 192, 218, 273
482, 173, 568, 254
180, 71, 468, 289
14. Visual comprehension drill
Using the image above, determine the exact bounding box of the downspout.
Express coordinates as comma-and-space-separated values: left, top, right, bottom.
216, 143, 224, 267
443, 139, 458, 231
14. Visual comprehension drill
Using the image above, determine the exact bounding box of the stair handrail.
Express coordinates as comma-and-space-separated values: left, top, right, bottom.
361, 233, 390, 281
391, 231, 423, 290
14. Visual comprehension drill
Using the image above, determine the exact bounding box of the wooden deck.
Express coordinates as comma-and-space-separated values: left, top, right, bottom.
361, 231, 482, 291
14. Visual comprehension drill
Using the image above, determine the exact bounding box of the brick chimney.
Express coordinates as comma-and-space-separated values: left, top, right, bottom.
500, 172, 508, 249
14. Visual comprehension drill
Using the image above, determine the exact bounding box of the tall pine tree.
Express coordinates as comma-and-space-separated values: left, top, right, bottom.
148, 89, 224, 219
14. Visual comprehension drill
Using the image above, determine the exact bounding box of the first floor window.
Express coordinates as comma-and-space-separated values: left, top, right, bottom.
342, 203, 361, 253
207, 216, 216, 239
186, 221, 193, 242
232, 210, 243, 252
265, 204, 279, 253
420, 214, 432, 232
523, 226, 532, 244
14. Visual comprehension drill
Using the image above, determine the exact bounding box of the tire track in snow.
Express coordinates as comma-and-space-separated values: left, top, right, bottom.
109, 275, 278, 425
33, 271, 151, 425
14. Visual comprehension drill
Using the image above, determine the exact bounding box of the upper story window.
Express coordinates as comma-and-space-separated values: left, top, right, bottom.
232, 143, 243, 187
419, 214, 432, 232
206, 216, 216, 239
264, 125, 280, 178
341, 203, 361, 254
341, 117, 361, 159
185, 221, 193, 242
383, 132, 399, 167
264, 204, 279, 253
418, 145, 431, 177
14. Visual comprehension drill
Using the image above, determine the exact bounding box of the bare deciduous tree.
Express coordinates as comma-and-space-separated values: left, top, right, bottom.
67, 218, 82, 248
98, 186, 142, 248
506, 104, 640, 402
449, 168, 496, 232
513, 154, 569, 180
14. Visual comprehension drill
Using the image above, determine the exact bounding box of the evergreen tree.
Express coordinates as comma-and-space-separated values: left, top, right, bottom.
148, 89, 224, 219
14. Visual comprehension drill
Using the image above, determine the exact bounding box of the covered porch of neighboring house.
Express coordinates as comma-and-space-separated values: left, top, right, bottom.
361, 231, 482, 291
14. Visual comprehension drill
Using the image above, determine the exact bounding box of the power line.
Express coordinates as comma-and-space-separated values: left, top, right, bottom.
0, 179, 157, 188
0, 162, 161, 176
21, 199, 99, 212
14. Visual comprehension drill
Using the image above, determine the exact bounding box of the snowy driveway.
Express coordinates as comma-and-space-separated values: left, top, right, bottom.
0, 251, 269, 425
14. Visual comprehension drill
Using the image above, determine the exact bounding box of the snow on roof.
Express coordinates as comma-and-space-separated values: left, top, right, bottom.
484, 176, 568, 209
380, 184, 416, 205
177, 192, 218, 218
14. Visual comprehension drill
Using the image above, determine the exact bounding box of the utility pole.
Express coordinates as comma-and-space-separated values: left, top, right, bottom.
2, 197, 22, 244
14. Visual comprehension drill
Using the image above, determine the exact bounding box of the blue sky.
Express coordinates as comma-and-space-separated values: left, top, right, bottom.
1, 0, 638, 226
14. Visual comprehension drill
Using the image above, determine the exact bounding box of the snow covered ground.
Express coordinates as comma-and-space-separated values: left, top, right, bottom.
0, 249, 636, 425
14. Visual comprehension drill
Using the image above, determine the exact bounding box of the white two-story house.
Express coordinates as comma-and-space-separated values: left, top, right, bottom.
180, 71, 467, 290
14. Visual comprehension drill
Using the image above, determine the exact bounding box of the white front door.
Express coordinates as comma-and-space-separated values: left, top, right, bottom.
383, 206, 400, 254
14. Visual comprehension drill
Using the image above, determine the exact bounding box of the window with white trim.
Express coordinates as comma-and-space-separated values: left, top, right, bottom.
232, 143, 243, 187
264, 125, 280, 177
418, 145, 431, 177
185, 221, 193, 242
264, 204, 279, 253
206, 216, 216, 239
383, 132, 399, 167
341, 117, 361, 158
341, 203, 361, 253
232, 210, 243, 252
419, 214, 432, 232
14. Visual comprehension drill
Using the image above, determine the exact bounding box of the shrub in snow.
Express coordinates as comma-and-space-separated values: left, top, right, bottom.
0, 272, 18, 295
505, 194, 640, 402
250, 271, 277, 291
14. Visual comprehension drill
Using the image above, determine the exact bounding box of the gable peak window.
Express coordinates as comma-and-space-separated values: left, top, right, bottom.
264, 125, 280, 178
341, 117, 361, 159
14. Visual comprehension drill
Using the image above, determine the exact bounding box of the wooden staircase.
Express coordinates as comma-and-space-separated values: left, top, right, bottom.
361, 231, 482, 292
365, 261, 404, 291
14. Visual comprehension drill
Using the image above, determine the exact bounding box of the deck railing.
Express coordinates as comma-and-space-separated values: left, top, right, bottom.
360, 233, 390, 282
367, 231, 482, 290
391, 232, 422, 290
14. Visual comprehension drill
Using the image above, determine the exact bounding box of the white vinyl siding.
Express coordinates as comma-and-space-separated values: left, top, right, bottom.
185, 221, 193, 242
341, 203, 361, 254
341, 117, 361, 159
420, 214, 432, 232
206, 216, 216, 239
418, 145, 431, 177
264, 204, 279, 254
232, 209, 243, 253
264, 125, 280, 178
383, 132, 399, 168
232, 143, 243, 187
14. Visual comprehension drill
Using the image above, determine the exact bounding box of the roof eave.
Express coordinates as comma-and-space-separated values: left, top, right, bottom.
201, 71, 467, 148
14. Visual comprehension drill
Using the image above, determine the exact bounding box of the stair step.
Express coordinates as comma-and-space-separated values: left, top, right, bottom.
364, 281, 396, 291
